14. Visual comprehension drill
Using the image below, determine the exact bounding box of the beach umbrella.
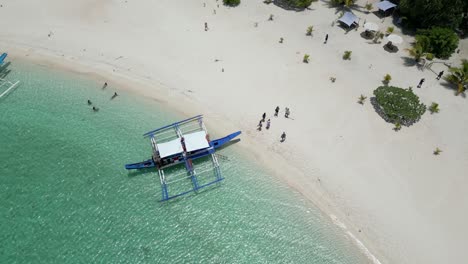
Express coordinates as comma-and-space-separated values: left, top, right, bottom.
364, 22, 379, 32
386, 34, 403, 44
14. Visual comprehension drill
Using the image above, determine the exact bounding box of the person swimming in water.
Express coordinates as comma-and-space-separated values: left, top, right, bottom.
87, 99, 92, 105
92, 106, 99, 112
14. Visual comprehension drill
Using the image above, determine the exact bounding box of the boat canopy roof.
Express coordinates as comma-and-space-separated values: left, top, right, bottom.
158, 138, 183, 158
157, 131, 209, 158
184, 131, 209, 152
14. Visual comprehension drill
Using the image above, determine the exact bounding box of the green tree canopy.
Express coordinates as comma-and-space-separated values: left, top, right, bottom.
399, 0, 464, 30
373, 86, 426, 126
283, 0, 316, 9
415, 27, 459, 59
223, 0, 240, 7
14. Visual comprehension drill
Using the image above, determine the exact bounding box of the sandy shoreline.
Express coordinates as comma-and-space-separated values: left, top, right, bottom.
1, 0, 467, 263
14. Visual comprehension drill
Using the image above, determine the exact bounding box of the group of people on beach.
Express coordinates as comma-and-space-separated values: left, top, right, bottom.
88, 82, 118, 112
416, 71, 444, 89
257, 106, 289, 142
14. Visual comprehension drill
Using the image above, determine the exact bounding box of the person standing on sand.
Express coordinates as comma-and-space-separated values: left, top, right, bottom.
436, 71, 444, 80
266, 119, 271, 130
257, 120, 263, 131
103, 82, 107, 89
205, 22, 209, 31
262, 112, 266, 122
281, 132, 286, 142
274, 106, 280, 117
324, 34, 328, 44
417, 78, 425, 88
285, 107, 290, 118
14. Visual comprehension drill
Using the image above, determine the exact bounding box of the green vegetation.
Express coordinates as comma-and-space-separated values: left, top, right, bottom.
445, 59, 468, 95
386, 26, 394, 35
303, 54, 310, 63
306, 26, 314, 36
284, 0, 316, 9
383, 74, 392, 85
373, 31, 384, 43
425, 53, 434, 60
415, 27, 459, 59
343, 51, 352, 60
394, 122, 402, 131
223, 0, 241, 6
428, 102, 440, 114
373, 86, 426, 126
358, 94, 367, 105
399, 0, 466, 31
433, 147, 442, 155
365, 3, 373, 13
406, 44, 426, 63
330, 0, 354, 7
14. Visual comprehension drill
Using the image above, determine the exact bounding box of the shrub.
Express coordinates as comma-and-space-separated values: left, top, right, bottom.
426, 53, 434, 60
306, 26, 314, 36
394, 122, 402, 131
383, 74, 392, 85
283, 0, 316, 9
415, 27, 459, 59
343, 51, 352, 60
303, 54, 310, 63
330, 0, 354, 6
373, 86, 426, 126
386, 26, 394, 35
223, 0, 241, 6
365, 3, 372, 12
433, 147, 442, 155
358, 94, 367, 105
428, 102, 440, 114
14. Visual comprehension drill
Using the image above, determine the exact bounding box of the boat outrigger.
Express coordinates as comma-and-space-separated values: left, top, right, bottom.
125, 115, 241, 201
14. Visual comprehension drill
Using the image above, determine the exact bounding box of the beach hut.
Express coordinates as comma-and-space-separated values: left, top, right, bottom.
338, 12, 359, 28
377, 1, 397, 16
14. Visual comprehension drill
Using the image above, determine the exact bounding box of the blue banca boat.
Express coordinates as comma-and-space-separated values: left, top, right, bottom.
125, 115, 241, 201
0, 53, 7, 65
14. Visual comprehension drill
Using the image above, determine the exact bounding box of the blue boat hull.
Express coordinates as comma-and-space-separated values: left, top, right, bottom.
125, 131, 241, 170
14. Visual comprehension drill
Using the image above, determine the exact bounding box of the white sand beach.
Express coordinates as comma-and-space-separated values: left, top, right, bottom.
1, 0, 467, 263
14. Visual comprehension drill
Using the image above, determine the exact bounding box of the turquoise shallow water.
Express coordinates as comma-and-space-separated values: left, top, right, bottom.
0, 60, 368, 263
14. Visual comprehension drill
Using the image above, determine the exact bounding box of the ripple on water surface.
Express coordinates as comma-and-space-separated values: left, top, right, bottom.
0, 61, 368, 263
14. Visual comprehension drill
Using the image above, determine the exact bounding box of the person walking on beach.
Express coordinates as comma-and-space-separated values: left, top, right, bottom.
417, 78, 425, 88
280, 132, 286, 142
324, 34, 329, 44
103, 82, 107, 88
285, 107, 290, 118
112, 92, 118, 99
274, 106, 280, 117
436, 71, 444, 80
257, 120, 263, 131
205, 22, 209, 31
262, 112, 266, 122
266, 119, 271, 130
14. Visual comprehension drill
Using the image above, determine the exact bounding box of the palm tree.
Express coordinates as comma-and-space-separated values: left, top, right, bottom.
433, 147, 442, 155
445, 59, 468, 95
406, 44, 426, 63
303, 54, 310, 63
383, 74, 391, 85
306, 26, 314, 36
